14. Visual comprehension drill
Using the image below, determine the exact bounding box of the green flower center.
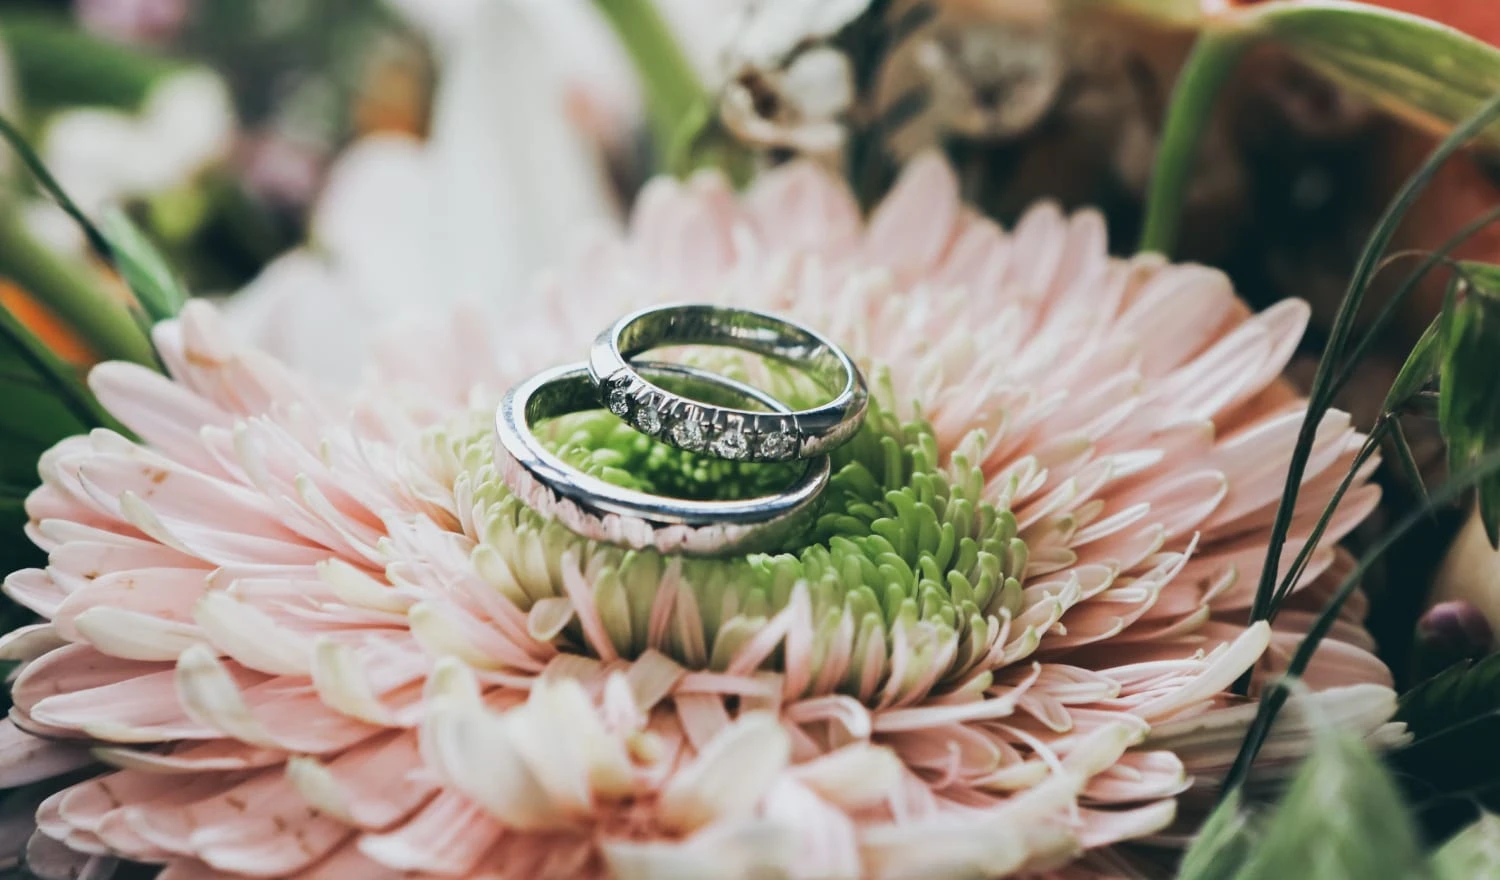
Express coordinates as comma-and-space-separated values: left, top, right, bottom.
446, 364, 1031, 699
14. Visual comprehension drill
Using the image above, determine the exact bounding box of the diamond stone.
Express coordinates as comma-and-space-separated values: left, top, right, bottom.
710, 427, 749, 461
758, 430, 798, 460
636, 405, 662, 434
670, 419, 707, 451
607, 386, 631, 418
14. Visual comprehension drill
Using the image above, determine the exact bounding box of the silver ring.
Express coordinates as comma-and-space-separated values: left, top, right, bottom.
588, 304, 868, 462
495, 361, 830, 556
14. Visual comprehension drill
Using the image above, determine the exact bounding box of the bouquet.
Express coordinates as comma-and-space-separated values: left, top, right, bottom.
1, 1, 1500, 878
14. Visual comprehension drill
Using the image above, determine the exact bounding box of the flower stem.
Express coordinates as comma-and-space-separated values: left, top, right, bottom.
1138, 26, 1257, 256
0, 214, 156, 366
591, 0, 705, 157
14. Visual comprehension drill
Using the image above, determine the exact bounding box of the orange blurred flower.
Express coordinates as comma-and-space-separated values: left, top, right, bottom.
1228, 0, 1500, 45
1345, 1, 1500, 44
0, 281, 98, 366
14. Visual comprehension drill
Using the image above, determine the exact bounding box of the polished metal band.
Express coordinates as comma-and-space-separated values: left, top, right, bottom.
587, 304, 868, 462
495, 361, 830, 555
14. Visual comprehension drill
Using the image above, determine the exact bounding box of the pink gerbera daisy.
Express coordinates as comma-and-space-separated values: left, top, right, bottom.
1, 154, 1400, 879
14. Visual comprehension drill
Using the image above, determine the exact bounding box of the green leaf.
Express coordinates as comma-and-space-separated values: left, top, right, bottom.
0, 303, 116, 434
1399, 653, 1500, 738
1236, 732, 1426, 880
1248, 2, 1500, 150
99, 208, 189, 323
1434, 812, 1500, 880
0, 110, 188, 354
1176, 788, 1257, 880
1186, 728, 1433, 879
0, 13, 175, 113
0, 123, 157, 366
1460, 261, 1500, 297
1383, 318, 1442, 415
0, 492, 42, 577
1394, 655, 1500, 811
1482, 475, 1500, 551
1437, 281, 1500, 546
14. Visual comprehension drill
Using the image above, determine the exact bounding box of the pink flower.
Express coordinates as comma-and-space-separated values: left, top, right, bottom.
76, 0, 190, 45
0, 154, 1399, 879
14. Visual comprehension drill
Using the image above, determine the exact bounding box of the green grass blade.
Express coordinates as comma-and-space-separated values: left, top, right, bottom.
1246, 89, 1500, 631
1224, 445, 1500, 796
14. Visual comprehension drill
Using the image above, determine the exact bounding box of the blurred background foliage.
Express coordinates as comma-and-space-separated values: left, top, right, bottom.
0, 0, 432, 292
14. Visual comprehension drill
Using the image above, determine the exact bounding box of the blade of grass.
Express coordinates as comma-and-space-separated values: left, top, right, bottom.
1381, 313, 1444, 419
0, 114, 157, 366
1332, 203, 1500, 398
1246, 90, 1500, 635
1223, 445, 1500, 797
0, 368, 70, 392
0, 113, 113, 260
0, 214, 156, 367
1268, 420, 1389, 614
1387, 419, 1433, 509
0, 302, 119, 431
99, 208, 187, 324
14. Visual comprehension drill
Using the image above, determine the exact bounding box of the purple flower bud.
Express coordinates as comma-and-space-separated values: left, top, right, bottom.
1417, 600, 1494, 661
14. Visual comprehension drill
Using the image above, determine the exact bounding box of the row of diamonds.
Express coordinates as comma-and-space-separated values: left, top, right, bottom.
605, 378, 800, 461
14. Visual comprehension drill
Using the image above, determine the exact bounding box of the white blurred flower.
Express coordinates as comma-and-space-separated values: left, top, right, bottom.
731, 0, 871, 68
912, 18, 1064, 139
718, 0, 869, 161
223, 0, 623, 385
868, 0, 1069, 159
722, 47, 854, 156
386, 0, 747, 144
26, 68, 235, 251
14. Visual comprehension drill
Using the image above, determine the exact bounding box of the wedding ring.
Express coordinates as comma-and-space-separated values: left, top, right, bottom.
588, 304, 868, 462
495, 361, 830, 556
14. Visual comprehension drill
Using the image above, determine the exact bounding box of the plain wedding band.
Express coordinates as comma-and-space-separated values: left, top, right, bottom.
494, 360, 831, 556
